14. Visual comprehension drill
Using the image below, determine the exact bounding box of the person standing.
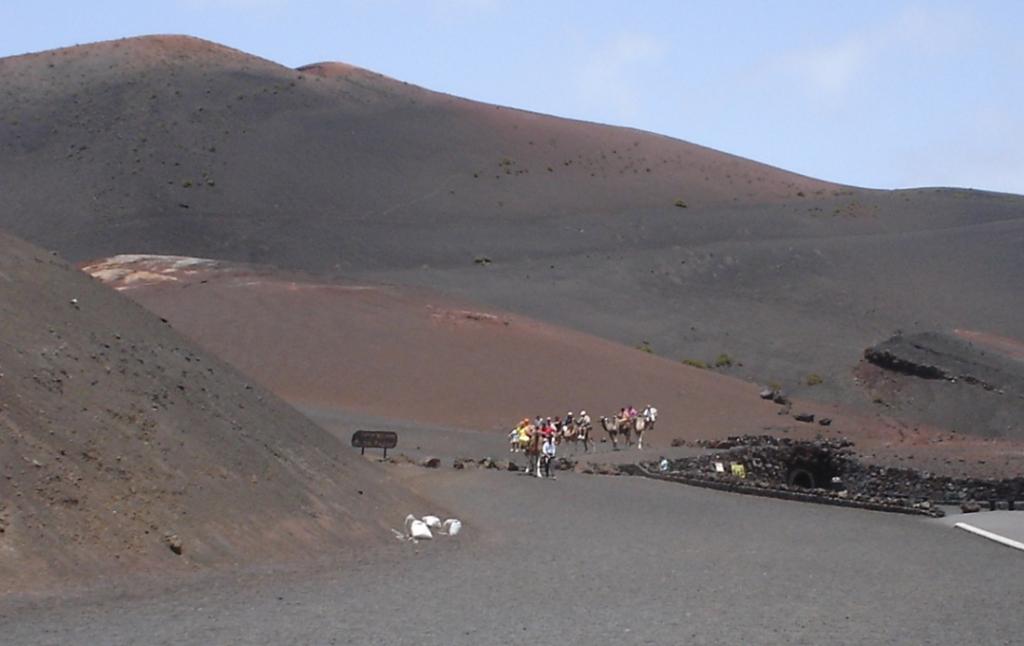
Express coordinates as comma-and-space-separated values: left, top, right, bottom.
542, 433, 557, 479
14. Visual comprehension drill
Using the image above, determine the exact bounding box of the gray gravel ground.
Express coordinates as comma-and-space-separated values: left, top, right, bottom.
3, 469, 1022, 645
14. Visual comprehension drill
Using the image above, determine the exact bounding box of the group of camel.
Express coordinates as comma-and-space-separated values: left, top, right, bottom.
510, 411, 654, 457
599, 412, 653, 450
510, 411, 655, 478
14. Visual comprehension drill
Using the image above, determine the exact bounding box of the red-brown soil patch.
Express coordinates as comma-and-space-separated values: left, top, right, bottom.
954, 328, 1024, 362
81, 255, 794, 435
83, 255, 1024, 479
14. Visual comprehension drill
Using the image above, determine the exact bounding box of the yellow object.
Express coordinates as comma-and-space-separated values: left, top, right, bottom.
730, 463, 746, 479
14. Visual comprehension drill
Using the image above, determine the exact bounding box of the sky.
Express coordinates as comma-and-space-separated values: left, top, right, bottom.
3, 1, 1022, 194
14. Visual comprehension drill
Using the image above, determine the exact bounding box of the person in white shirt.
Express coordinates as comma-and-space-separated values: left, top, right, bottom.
642, 404, 658, 430
541, 434, 557, 479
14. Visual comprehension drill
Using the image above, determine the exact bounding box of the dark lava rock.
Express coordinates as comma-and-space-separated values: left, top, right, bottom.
794, 413, 815, 423
818, 418, 832, 426
960, 501, 982, 513
420, 457, 441, 469
164, 533, 183, 555
759, 388, 775, 400
554, 457, 576, 471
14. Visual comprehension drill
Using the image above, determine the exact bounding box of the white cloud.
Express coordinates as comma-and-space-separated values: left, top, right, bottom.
776, 5, 976, 101
573, 32, 668, 122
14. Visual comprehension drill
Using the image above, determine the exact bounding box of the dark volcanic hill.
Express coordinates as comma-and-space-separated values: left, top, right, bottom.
2, 35, 1023, 430
0, 35, 832, 271
0, 232, 424, 591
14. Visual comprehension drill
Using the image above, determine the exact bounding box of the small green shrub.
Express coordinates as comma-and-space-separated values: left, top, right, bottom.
682, 358, 707, 369
636, 340, 653, 354
674, 199, 688, 208
806, 373, 823, 386
714, 353, 733, 368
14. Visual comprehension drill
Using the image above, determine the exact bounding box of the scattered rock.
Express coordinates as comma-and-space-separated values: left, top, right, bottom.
794, 413, 815, 423
759, 388, 775, 400
818, 418, 832, 426
164, 533, 183, 555
588, 462, 621, 476
670, 438, 686, 447
554, 457, 576, 471
420, 457, 441, 469
960, 500, 982, 513
453, 457, 477, 470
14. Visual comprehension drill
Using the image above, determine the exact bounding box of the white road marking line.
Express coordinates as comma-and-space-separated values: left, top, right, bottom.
954, 522, 1024, 552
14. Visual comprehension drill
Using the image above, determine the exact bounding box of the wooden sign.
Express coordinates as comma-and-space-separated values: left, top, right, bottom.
351, 430, 398, 457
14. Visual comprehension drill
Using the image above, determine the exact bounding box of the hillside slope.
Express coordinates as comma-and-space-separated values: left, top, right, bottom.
2, 35, 1023, 428
82, 255, 1024, 478
80, 254, 790, 435
0, 35, 833, 270
0, 233, 423, 592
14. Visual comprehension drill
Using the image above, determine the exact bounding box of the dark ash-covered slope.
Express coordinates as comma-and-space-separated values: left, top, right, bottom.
0, 35, 831, 269
0, 232, 422, 592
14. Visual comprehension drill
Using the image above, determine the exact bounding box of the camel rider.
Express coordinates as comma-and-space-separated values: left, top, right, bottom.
517, 420, 531, 446
627, 405, 638, 420
642, 404, 658, 425
565, 411, 575, 434
578, 410, 591, 430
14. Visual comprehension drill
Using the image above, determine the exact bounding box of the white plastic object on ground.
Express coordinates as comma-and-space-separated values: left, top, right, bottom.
403, 514, 433, 540
443, 518, 462, 536
422, 515, 442, 529
409, 519, 433, 540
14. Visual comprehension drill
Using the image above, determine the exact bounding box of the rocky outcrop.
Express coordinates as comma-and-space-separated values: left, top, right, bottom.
864, 332, 1023, 392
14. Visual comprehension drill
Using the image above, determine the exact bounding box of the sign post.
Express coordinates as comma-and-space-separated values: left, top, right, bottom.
351, 430, 398, 458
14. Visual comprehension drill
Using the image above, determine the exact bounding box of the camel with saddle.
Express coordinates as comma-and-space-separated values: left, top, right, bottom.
558, 414, 593, 454
600, 412, 649, 450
